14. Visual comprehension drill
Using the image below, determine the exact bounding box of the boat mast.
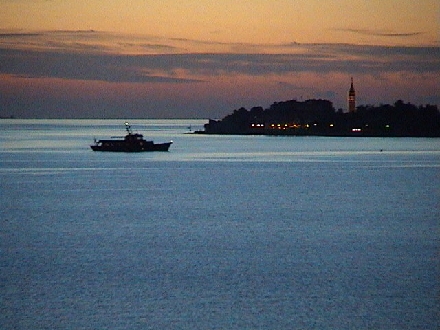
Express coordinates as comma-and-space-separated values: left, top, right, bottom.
125, 122, 133, 135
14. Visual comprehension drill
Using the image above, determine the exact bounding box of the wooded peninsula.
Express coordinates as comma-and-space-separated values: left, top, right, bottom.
199, 99, 440, 137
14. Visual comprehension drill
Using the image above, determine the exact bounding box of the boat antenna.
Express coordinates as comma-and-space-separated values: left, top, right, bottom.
125, 122, 132, 134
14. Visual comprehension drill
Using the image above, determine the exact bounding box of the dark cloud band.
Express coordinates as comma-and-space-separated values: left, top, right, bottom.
0, 47, 438, 83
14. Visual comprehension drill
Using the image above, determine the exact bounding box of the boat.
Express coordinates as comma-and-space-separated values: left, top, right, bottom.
91, 122, 173, 152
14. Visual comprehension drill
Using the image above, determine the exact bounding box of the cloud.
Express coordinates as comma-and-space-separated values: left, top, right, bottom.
0, 30, 438, 119
1, 47, 438, 84
0, 49, 204, 83
0, 30, 439, 84
0, 32, 43, 38
336, 28, 424, 38
276, 81, 314, 91
0, 30, 190, 54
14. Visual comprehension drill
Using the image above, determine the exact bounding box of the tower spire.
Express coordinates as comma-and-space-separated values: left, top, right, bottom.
348, 77, 356, 113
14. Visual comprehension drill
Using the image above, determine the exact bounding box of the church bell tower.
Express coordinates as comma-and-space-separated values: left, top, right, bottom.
348, 77, 356, 113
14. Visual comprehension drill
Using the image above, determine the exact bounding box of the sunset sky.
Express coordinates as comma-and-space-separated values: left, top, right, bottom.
1, 0, 439, 118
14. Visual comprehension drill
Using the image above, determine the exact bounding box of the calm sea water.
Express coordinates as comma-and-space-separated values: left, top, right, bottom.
1, 119, 439, 329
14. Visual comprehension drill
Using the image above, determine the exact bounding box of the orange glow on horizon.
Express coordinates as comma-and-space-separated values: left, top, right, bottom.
1, 0, 438, 46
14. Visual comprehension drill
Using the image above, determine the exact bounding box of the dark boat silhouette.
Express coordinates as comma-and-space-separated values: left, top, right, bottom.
91, 122, 173, 152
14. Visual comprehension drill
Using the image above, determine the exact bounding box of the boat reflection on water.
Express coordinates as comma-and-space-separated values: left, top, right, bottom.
91, 122, 173, 152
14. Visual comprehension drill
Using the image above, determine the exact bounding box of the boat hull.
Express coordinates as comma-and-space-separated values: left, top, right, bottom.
90, 123, 173, 152
91, 141, 172, 152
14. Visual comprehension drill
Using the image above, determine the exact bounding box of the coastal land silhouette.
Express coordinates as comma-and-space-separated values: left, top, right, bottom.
199, 99, 440, 137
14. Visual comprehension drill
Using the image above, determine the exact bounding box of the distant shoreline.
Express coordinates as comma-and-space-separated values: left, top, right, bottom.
198, 99, 440, 138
